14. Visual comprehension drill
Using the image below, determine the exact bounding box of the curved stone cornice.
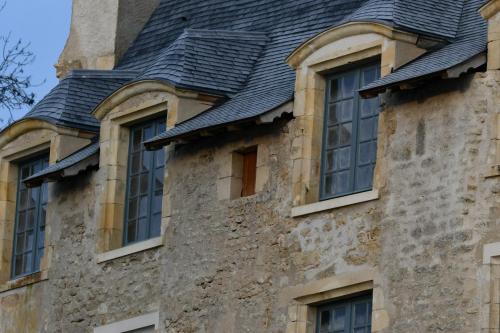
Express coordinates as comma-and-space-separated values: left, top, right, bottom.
480, 0, 500, 20
92, 80, 221, 121
0, 119, 85, 150
286, 21, 420, 69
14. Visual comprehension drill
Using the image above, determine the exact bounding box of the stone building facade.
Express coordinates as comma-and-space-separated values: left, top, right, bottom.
1, 1, 500, 332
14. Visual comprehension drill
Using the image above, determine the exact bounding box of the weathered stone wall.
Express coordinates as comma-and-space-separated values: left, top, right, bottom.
0, 72, 499, 332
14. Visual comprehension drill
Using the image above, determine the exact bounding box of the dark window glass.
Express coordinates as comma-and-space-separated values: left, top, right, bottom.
124, 118, 166, 245
321, 63, 380, 200
12, 155, 49, 278
317, 295, 372, 333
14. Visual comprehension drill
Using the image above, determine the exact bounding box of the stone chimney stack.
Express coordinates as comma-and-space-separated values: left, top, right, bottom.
56, 0, 160, 78
480, 0, 500, 70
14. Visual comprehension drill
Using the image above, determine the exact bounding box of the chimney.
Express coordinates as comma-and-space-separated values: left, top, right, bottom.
56, 0, 160, 78
480, 0, 500, 70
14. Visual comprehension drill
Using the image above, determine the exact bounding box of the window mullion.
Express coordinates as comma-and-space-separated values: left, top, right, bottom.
350, 68, 361, 194
146, 123, 157, 239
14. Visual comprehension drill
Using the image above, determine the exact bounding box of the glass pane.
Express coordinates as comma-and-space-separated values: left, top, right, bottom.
127, 220, 137, 243
158, 121, 166, 133
362, 67, 378, 85
334, 171, 350, 195
38, 226, 45, 248
16, 233, 25, 253
324, 174, 334, 196
155, 169, 163, 190
139, 196, 148, 218
354, 302, 368, 326
18, 211, 26, 232
341, 73, 356, 98
335, 147, 351, 171
30, 188, 38, 207
328, 104, 339, 124
354, 329, 365, 333
137, 217, 148, 241
360, 97, 379, 117
133, 129, 142, 151
41, 183, 48, 203
325, 151, 334, 172
339, 123, 352, 146
153, 194, 162, 214
25, 231, 34, 251
358, 142, 376, 165
140, 174, 149, 194
128, 199, 138, 220
131, 153, 141, 173
155, 149, 165, 167
359, 118, 374, 142
14, 255, 23, 276
130, 176, 139, 197
327, 126, 339, 148
19, 190, 28, 209
27, 209, 36, 230
143, 126, 153, 141
142, 151, 152, 171
23, 252, 32, 273
150, 214, 161, 238
330, 79, 341, 101
320, 310, 331, 330
356, 166, 373, 190
339, 100, 354, 122
332, 307, 346, 330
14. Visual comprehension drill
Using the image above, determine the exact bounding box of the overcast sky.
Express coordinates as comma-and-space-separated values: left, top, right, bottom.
0, 0, 71, 126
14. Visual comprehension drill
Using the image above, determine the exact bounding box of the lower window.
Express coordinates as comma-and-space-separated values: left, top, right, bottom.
317, 295, 372, 333
12, 154, 49, 279
124, 118, 166, 245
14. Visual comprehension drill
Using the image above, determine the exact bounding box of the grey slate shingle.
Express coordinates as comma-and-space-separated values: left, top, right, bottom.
16, 70, 136, 132
24, 141, 99, 186
10, 0, 490, 145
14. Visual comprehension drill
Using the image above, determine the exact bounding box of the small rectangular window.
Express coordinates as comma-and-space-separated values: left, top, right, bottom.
12, 154, 49, 279
124, 118, 166, 246
321, 63, 380, 200
241, 149, 257, 197
317, 295, 372, 333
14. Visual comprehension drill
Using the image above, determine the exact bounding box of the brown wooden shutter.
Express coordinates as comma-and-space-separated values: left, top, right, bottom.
241, 150, 257, 197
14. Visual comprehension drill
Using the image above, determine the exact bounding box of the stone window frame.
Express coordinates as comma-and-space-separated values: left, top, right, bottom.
93, 81, 220, 262
287, 22, 427, 217
217, 143, 270, 201
481, 242, 500, 331
93, 311, 159, 333
0, 119, 93, 292
283, 270, 388, 333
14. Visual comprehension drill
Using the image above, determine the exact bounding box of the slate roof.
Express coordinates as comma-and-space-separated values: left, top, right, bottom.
24, 141, 99, 187
361, 0, 488, 95
8, 0, 490, 146
135, 29, 269, 96
21, 70, 136, 132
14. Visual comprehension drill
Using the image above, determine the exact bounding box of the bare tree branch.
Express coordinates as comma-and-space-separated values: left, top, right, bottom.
0, 0, 38, 125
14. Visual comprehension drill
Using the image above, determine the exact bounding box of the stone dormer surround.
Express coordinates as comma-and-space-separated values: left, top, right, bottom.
0, 120, 93, 289
92, 80, 220, 258
286, 21, 428, 213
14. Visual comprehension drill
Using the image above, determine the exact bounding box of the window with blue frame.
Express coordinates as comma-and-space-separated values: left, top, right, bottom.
317, 295, 372, 333
12, 155, 49, 279
321, 63, 380, 200
124, 118, 166, 245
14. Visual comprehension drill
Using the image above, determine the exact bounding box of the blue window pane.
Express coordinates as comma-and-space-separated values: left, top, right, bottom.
320, 310, 330, 330
339, 123, 352, 146
356, 165, 373, 189
354, 302, 368, 326
334, 147, 351, 171
12, 155, 48, 278
334, 171, 350, 195
332, 307, 346, 330
124, 118, 166, 245
321, 63, 380, 200
359, 118, 374, 141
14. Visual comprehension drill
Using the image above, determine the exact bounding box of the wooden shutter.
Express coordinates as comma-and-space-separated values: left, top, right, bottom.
241, 150, 257, 197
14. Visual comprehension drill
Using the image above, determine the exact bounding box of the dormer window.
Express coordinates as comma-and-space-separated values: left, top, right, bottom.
12, 154, 49, 278
124, 118, 166, 245
320, 63, 380, 200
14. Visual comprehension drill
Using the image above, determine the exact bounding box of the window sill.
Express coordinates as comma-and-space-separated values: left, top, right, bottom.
0, 270, 48, 294
97, 237, 163, 263
291, 189, 379, 217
